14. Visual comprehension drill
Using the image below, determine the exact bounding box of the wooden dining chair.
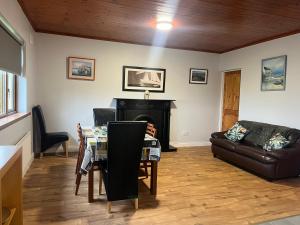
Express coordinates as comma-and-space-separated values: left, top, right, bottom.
75, 123, 85, 195
140, 123, 157, 178
75, 123, 101, 195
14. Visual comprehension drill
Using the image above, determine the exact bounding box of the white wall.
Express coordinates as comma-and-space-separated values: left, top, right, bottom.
2, 0, 299, 158
0, 0, 37, 174
36, 33, 221, 147
0, 0, 298, 175
220, 34, 300, 129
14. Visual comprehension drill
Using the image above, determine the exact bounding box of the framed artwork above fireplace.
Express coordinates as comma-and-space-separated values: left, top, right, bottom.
122, 66, 166, 92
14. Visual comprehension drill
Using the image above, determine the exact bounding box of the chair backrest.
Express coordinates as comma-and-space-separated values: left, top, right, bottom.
32, 105, 47, 135
93, 108, 116, 126
106, 121, 147, 201
32, 105, 47, 153
75, 123, 85, 174
77, 123, 84, 143
146, 123, 157, 137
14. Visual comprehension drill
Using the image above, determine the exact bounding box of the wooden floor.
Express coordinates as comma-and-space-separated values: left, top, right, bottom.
23, 147, 300, 225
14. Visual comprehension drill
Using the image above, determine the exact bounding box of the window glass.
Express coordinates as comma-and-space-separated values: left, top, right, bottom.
7, 73, 15, 112
0, 70, 16, 117
0, 71, 4, 115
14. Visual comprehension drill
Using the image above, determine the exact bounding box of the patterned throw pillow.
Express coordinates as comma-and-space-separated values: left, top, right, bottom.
263, 133, 290, 151
224, 122, 249, 142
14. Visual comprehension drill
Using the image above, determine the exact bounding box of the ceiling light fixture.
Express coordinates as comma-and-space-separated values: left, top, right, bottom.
156, 21, 173, 31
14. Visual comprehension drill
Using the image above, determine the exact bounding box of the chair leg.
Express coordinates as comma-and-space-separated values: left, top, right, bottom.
75, 154, 80, 174
107, 202, 112, 213
134, 198, 138, 210
143, 162, 149, 178
40, 152, 44, 158
99, 171, 102, 195
75, 174, 82, 195
62, 141, 68, 158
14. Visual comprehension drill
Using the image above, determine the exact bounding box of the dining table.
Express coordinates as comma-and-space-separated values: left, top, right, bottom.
80, 126, 161, 203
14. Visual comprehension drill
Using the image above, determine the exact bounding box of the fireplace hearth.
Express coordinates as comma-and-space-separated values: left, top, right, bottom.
114, 98, 176, 152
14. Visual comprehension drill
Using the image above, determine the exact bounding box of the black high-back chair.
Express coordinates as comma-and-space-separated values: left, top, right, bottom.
32, 105, 69, 157
93, 108, 116, 126
100, 121, 147, 213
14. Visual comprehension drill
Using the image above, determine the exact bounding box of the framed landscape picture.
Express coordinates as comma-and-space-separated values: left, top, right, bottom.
122, 66, 166, 92
189, 68, 208, 84
261, 55, 287, 91
68, 57, 95, 81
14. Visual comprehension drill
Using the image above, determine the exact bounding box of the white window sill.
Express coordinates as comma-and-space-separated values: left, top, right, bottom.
0, 112, 31, 131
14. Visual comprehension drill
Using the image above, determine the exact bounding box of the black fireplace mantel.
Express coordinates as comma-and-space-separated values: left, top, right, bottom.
114, 98, 176, 152
114, 98, 176, 101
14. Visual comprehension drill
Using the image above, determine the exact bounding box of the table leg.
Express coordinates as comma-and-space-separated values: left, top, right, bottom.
88, 169, 94, 203
150, 161, 158, 195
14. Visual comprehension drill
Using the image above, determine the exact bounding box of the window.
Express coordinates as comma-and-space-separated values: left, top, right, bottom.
0, 69, 16, 117
0, 14, 23, 119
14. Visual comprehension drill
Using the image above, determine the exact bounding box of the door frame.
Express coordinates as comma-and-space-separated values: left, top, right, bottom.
218, 69, 242, 131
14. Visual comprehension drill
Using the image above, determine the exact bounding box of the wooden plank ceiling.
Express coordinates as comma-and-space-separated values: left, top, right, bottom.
18, 0, 300, 53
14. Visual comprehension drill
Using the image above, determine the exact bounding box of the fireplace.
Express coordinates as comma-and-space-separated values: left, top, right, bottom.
114, 98, 176, 152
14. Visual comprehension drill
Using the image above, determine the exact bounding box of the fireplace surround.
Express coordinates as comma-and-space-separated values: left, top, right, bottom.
114, 98, 176, 152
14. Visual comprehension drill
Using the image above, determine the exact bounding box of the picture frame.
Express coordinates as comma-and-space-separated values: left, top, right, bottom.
122, 66, 166, 92
261, 55, 287, 91
67, 57, 95, 81
189, 68, 208, 84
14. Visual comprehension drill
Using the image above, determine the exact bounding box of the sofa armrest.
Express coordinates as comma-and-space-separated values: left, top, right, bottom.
266, 144, 300, 160
211, 131, 226, 139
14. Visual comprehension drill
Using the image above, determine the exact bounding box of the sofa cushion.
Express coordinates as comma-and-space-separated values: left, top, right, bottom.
239, 122, 273, 147
239, 120, 294, 147
285, 129, 300, 146
224, 122, 249, 142
263, 133, 290, 151
234, 145, 277, 164
210, 138, 237, 151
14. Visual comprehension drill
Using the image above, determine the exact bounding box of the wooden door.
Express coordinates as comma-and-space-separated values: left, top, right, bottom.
222, 70, 241, 131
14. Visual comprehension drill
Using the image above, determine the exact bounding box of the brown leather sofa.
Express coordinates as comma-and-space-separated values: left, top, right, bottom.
210, 120, 300, 180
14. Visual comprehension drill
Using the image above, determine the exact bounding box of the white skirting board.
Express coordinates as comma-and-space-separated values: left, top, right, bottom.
16, 131, 33, 177
170, 141, 211, 148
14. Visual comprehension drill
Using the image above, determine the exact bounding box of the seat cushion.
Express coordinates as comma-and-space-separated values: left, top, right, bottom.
234, 145, 277, 164
44, 132, 69, 150
210, 138, 237, 151
47, 132, 69, 141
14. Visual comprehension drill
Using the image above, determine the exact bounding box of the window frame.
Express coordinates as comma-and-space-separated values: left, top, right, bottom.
0, 71, 17, 119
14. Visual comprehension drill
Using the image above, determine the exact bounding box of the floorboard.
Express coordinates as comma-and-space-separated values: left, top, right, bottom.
23, 147, 300, 225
